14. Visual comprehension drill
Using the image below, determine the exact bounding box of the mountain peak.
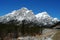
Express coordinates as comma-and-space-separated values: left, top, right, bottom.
0, 7, 59, 26
35, 11, 60, 25
39, 12, 48, 15
1, 7, 35, 22
35, 12, 51, 18
20, 7, 28, 11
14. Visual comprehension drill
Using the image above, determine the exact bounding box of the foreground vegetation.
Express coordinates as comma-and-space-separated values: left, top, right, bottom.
0, 20, 44, 40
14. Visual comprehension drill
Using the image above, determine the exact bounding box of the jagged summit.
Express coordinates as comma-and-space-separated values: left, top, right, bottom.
36, 12, 50, 17
20, 7, 28, 11
0, 7, 36, 23
0, 7, 59, 26
35, 12, 59, 25
35, 12, 52, 19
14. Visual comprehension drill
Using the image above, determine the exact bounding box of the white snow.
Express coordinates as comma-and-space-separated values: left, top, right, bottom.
35, 11, 59, 25
0, 7, 59, 25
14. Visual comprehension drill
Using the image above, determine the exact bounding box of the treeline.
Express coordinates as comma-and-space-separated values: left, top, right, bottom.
0, 20, 44, 39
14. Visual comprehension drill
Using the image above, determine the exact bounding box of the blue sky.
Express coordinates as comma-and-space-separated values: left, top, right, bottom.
0, 0, 60, 19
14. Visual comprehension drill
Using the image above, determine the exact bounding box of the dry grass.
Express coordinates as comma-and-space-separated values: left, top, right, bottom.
52, 30, 60, 40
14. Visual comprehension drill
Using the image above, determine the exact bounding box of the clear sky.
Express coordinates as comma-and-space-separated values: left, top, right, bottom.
0, 0, 60, 19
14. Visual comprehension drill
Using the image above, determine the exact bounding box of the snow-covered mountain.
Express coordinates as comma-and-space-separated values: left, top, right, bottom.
0, 7, 59, 26
0, 7, 36, 23
35, 12, 59, 26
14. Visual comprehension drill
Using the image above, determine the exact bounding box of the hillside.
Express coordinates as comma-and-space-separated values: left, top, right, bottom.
0, 7, 60, 40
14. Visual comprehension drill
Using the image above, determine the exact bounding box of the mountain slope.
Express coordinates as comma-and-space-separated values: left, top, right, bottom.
35, 12, 59, 26
0, 7, 36, 23
0, 7, 59, 27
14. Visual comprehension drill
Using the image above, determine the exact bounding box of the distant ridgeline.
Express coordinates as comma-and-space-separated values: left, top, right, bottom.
51, 22, 60, 29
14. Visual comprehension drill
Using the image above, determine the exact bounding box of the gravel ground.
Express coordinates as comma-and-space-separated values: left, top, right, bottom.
16, 29, 57, 40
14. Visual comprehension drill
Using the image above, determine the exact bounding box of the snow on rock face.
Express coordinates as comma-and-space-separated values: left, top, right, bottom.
36, 12, 50, 18
52, 18, 60, 23
0, 7, 59, 26
15, 7, 36, 21
35, 12, 59, 25
0, 7, 36, 23
35, 12, 53, 25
